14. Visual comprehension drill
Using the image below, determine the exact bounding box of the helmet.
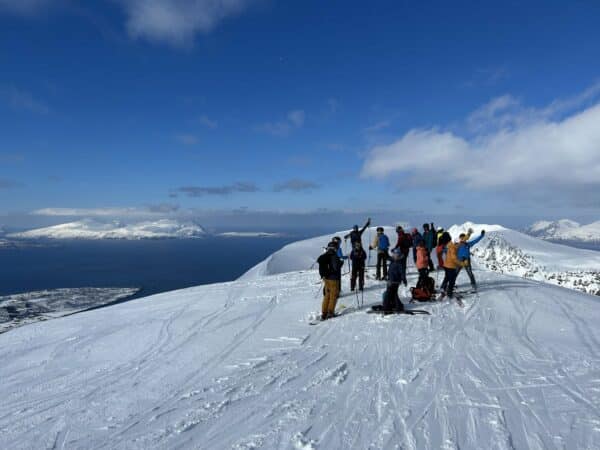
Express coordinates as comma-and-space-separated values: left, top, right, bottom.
377, 227, 384, 233
396, 225, 403, 233
333, 236, 342, 243
353, 225, 359, 231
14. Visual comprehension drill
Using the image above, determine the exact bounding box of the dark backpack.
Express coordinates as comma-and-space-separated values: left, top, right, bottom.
411, 276, 436, 301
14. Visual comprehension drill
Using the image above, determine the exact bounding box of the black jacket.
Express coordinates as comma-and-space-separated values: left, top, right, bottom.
350, 248, 367, 268
317, 250, 340, 280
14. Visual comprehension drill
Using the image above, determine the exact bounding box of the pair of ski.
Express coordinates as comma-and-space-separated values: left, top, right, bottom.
309, 305, 430, 325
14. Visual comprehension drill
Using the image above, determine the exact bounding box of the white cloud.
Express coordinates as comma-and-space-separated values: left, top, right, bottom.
119, 0, 256, 47
361, 89, 600, 198
1, 85, 49, 114
175, 133, 199, 145
0, 0, 256, 47
198, 114, 217, 128
287, 109, 304, 127
257, 109, 305, 137
363, 120, 391, 134
32, 206, 179, 217
0, 0, 53, 16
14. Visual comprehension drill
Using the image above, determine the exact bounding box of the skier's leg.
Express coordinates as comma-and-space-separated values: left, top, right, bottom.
376, 253, 382, 280
447, 269, 458, 297
466, 261, 477, 289
359, 267, 365, 290
350, 266, 357, 291
400, 255, 408, 285
382, 253, 388, 280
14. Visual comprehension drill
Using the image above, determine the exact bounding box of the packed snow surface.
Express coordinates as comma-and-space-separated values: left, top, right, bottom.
528, 219, 600, 243
2, 227, 600, 449
8, 219, 206, 240
0, 287, 140, 333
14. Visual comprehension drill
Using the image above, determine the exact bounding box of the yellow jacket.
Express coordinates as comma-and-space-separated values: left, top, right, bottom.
443, 242, 460, 269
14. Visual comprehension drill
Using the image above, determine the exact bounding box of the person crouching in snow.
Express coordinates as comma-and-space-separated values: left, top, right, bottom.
415, 240, 430, 286
317, 242, 341, 320
382, 248, 405, 313
350, 241, 367, 292
457, 229, 485, 292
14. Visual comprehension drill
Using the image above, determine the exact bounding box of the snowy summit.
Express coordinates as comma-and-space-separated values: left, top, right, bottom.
527, 219, 600, 244
8, 219, 206, 240
1, 224, 600, 449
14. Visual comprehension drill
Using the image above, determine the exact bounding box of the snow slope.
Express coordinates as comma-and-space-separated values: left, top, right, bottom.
8, 219, 206, 240
241, 226, 396, 279
527, 219, 600, 244
2, 264, 600, 449
449, 222, 600, 295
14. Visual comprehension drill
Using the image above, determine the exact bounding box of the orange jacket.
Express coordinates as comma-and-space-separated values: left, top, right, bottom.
443, 242, 460, 269
416, 246, 429, 270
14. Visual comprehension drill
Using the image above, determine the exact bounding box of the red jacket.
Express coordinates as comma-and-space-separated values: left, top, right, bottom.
395, 232, 412, 256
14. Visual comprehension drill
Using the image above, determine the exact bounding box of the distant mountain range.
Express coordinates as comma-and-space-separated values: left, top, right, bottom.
8, 219, 207, 240
526, 219, 600, 244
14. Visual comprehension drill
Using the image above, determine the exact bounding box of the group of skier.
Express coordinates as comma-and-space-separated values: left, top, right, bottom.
316, 218, 486, 320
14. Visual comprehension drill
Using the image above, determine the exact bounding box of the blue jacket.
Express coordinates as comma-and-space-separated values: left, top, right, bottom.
388, 260, 403, 283
378, 234, 390, 251
336, 248, 348, 260
458, 234, 484, 260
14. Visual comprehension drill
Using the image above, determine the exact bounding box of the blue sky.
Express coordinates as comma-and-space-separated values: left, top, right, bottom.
1, 0, 600, 230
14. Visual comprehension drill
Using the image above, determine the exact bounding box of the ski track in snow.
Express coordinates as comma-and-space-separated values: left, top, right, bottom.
1, 267, 600, 449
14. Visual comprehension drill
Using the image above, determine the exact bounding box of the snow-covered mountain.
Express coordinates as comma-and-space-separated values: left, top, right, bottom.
1, 226, 600, 449
527, 219, 600, 244
450, 222, 600, 295
8, 219, 206, 240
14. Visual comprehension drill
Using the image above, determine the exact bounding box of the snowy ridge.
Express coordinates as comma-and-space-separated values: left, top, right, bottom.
527, 219, 600, 244
449, 222, 600, 296
8, 219, 206, 240
218, 232, 282, 238
241, 226, 396, 279
1, 264, 600, 448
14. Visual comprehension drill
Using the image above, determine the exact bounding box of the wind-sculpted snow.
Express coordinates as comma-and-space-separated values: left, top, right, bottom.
0, 287, 140, 333
1, 268, 600, 449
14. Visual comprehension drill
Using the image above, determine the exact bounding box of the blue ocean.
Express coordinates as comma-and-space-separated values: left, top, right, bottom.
0, 234, 318, 298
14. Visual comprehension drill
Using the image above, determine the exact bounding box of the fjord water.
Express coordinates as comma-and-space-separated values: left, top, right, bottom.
0, 235, 312, 298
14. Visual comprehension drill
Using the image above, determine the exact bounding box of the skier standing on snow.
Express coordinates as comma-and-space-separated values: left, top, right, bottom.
344, 218, 371, 246
438, 232, 460, 299
382, 248, 405, 313
415, 240, 430, 286
422, 223, 437, 271
393, 225, 412, 286
349, 241, 367, 291
317, 242, 341, 320
411, 228, 424, 264
332, 236, 346, 298
457, 229, 485, 292
370, 227, 390, 280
